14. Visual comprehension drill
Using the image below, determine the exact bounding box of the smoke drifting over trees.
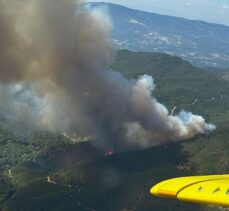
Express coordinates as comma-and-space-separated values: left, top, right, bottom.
0, 0, 215, 151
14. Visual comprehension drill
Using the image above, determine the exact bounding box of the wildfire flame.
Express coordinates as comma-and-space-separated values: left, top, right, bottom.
105, 147, 114, 156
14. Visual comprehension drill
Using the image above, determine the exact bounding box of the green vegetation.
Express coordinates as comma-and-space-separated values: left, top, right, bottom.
114, 50, 229, 175
2, 143, 204, 211
0, 128, 71, 208
1, 50, 229, 210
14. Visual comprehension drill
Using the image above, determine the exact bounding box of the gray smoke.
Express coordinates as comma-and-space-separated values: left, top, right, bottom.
0, 0, 215, 151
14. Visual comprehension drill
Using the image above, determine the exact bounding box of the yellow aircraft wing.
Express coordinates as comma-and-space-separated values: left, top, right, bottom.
150, 175, 229, 207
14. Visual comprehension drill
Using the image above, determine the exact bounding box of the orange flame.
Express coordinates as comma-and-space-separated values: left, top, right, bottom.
105, 147, 114, 156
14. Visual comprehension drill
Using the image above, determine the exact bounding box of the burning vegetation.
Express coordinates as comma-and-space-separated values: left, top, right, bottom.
105, 148, 114, 156
0, 0, 215, 152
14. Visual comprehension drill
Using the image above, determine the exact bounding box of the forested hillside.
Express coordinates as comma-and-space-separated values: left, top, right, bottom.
1, 50, 229, 210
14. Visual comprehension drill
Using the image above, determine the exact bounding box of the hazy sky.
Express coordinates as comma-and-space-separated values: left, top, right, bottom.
87, 0, 229, 26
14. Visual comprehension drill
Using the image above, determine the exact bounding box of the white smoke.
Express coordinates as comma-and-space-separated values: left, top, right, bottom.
0, 0, 215, 151
124, 75, 215, 148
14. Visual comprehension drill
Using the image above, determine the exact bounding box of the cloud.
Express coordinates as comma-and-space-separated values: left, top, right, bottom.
222, 4, 229, 10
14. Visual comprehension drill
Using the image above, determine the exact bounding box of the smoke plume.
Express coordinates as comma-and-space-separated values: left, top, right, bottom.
0, 0, 215, 151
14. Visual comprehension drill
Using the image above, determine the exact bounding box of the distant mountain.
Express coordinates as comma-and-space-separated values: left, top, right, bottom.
87, 2, 229, 68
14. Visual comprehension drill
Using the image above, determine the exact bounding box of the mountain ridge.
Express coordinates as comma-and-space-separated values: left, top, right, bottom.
87, 2, 229, 68
89, 2, 229, 27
